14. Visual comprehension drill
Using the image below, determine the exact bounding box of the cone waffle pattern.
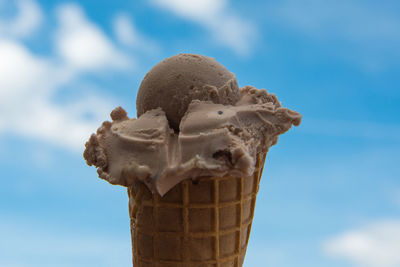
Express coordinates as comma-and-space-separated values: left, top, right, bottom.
128, 153, 266, 267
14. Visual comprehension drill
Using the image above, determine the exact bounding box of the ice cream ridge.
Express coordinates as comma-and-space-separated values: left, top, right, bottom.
84, 53, 302, 267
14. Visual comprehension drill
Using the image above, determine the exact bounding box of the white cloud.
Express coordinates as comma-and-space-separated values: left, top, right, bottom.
112, 13, 160, 54
149, 0, 256, 55
55, 4, 130, 71
0, 0, 43, 38
0, 39, 114, 151
324, 220, 400, 267
152, 0, 225, 20
0, 2, 136, 152
0, 40, 49, 100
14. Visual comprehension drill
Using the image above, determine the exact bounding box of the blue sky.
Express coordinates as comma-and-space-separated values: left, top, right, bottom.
0, 0, 399, 266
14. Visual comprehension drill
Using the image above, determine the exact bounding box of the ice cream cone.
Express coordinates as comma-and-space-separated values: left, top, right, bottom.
128, 152, 267, 267
83, 54, 301, 266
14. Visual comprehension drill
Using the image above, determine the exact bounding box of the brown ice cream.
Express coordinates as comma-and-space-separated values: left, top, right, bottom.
136, 54, 240, 130
83, 53, 302, 266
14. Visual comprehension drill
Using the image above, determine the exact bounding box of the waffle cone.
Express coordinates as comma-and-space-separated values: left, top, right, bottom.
127, 152, 266, 267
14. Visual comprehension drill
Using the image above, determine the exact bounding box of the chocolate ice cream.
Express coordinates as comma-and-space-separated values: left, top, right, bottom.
83, 53, 302, 266
136, 54, 240, 130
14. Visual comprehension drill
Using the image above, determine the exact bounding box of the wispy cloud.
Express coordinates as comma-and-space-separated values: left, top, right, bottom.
0, 0, 43, 38
324, 220, 400, 267
149, 0, 257, 56
0, 1, 138, 152
113, 13, 160, 54
0, 38, 115, 151
55, 4, 130, 71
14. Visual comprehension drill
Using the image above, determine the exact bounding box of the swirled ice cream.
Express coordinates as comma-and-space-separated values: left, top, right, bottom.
84, 54, 301, 196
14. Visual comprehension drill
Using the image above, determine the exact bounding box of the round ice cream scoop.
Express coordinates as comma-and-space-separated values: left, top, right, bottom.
136, 53, 240, 130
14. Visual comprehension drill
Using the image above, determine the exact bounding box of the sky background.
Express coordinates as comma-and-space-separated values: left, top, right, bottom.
1, 0, 399, 266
